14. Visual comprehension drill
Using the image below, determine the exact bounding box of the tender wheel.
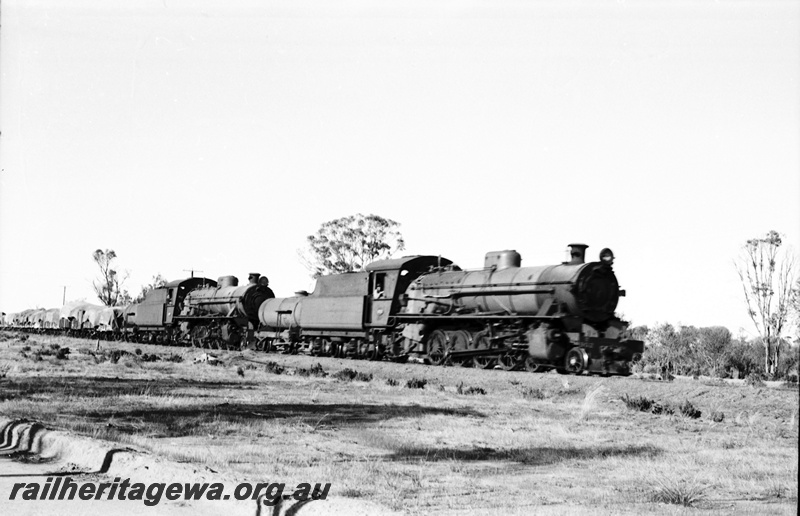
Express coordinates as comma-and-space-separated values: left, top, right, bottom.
564, 348, 588, 374
426, 330, 448, 366
257, 338, 272, 352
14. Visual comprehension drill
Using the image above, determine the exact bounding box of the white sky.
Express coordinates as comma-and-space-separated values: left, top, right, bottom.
1, 0, 798, 336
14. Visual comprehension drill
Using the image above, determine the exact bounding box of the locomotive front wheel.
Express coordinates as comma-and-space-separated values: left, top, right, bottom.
426, 330, 448, 366
564, 348, 588, 375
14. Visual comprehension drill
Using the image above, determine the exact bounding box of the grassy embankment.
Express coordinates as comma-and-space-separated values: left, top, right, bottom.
1, 330, 797, 515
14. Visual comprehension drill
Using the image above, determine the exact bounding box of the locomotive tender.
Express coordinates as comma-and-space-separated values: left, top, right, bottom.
2, 243, 642, 375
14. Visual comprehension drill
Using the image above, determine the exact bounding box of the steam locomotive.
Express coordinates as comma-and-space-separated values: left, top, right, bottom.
257, 244, 642, 375
2, 243, 642, 375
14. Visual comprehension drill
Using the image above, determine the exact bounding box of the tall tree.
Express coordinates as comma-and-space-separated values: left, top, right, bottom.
92, 249, 129, 306
735, 230, 798, 376
299, 213, 406, 278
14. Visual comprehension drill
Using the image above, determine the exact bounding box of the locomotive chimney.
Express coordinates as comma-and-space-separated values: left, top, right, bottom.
248, 273, 261, 285
567, 243, 588, 265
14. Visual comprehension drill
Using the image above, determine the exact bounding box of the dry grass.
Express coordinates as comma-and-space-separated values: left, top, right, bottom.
1, 331, 797, 515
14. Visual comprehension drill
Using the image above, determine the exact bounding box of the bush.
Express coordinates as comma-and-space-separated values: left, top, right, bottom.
405, 378, 427, 389
386, 378, 399, 387
265, 361, 285, 375
710, 411, 725, 423
621, 394, 674, 416
135, 348, 143, 356
296, 363, 328, 378
332, 368, 372, 382
165, 354, 184, 363
649, 477, 707, 507
622, 394, 654, 412
461, 386, 486, 395
651, 403, 675, 416
55, 347, 71, 360
678, 400, 701, 419
744, 372, 765, 388
521, 387, 547, 400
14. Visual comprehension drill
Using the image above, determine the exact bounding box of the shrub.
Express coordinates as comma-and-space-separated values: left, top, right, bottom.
678, 400, 701, 419
710, 411, 725, 423
461, 386, 486, 395
522, 387, 547, 400
55, 347, 71, 360
622, 394, 674, 416
165, 354, 183, 363
135, 348, 143, 356
386, 378, 399, 387
744, 372, 765, 388
651, 403, 675, 416
139, 353, 160, 362
49, 343, 60, 350
332, 368, 371, 382
622, 394, 654, 412
265, 361, 285, 375
296, 363, 328, 378
649, 477, 707, 506
405, 378, 427, 389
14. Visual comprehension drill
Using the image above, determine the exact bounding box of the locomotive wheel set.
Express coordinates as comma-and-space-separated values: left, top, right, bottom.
3, 244, 644, 376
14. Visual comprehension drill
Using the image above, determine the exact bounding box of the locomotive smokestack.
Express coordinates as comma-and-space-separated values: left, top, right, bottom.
248, 273, 261, 285
567, 244, 588, 265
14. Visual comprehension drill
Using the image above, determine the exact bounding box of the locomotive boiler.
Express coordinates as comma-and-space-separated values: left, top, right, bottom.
397, 244, 642, 374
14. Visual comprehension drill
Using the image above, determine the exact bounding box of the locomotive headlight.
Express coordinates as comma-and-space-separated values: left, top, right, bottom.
599, 248, 615, 265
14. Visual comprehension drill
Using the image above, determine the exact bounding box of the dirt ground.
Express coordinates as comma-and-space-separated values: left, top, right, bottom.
0, 332, 797, 515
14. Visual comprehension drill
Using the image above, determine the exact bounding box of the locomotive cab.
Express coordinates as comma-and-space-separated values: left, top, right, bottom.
364, 256, 456, 328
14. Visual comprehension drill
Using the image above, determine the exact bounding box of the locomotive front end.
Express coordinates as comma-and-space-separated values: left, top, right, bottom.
399, 244, 641, 375
181, 273, 275, 348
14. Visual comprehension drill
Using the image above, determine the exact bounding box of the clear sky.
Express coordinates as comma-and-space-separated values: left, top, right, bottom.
1, 0, 798, 337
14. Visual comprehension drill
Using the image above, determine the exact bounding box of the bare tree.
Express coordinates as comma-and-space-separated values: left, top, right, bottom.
298, 213, 405, 278
92, 249, 129, 306
735, 230, 798, 376
694, 326, 732, 378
